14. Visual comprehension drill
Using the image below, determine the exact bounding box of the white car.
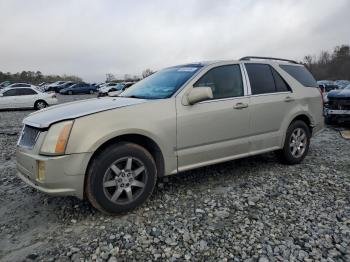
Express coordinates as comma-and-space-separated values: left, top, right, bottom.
0, 87, 58, 110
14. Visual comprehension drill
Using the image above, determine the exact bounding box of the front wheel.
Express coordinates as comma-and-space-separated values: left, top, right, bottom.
86, 142, 157, 214
277, 120, 311, 165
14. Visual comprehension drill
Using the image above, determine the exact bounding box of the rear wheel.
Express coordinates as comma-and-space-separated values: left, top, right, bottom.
86, 142, 157, 214
34, 100, 47, 110
277, 120, 311, 165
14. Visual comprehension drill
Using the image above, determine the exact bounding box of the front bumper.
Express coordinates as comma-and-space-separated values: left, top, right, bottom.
325, 109, 350, 116
16, 148, 92, 199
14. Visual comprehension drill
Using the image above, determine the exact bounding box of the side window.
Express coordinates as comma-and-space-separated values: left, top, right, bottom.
19, 88, 37, 95
3, 89, 18, 96
271, 68, 290, 92
194, 65, 243, 99
279, 65, 317, 87
245, 64, 275, 95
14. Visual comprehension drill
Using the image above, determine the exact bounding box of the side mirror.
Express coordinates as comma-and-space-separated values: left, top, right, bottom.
187, 87, 213, 105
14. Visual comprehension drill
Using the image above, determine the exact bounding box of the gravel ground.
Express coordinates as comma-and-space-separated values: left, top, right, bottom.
0, 94, 350, 262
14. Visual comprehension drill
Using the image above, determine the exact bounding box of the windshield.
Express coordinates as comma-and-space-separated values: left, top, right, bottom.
121, 66, 202, 99
115, 83, 125, 90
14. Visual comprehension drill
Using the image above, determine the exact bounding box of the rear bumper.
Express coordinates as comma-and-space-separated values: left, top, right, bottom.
16, 149, 92, 199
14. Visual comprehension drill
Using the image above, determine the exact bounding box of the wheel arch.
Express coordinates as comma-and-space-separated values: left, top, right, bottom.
281, 113, 313, 147
290, 114, 312, 133
85, 133, 166, 181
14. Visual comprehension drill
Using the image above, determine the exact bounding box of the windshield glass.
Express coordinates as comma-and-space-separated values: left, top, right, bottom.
115, 83, 125, 90
121, 65, 202, 99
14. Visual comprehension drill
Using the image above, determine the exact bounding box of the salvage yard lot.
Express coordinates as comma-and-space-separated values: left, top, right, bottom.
0, 94, 350, 261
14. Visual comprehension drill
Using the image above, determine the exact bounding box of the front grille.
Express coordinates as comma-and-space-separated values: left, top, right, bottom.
18, 125, 41, 149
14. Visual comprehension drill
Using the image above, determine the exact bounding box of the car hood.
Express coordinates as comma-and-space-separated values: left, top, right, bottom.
327, 88, 350, 99
23, 97, 147, 128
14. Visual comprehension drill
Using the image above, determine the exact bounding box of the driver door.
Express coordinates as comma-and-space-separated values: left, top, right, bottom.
0, 89, 19, 108
176, 64, 251, 172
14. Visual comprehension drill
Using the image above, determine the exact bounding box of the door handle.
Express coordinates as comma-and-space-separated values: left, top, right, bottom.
233, 102, 248, 109
284, 96, 295, 102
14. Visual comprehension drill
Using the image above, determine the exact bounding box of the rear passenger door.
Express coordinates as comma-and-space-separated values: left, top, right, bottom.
243, 63, 295, 152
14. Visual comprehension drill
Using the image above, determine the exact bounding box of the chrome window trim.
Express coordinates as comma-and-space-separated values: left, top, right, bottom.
249, 91, 292, 98
198, 95, 250, 104
240, 63, 252, 96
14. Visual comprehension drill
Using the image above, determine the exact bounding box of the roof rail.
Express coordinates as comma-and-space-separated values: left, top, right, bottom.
239, 56, 299, 64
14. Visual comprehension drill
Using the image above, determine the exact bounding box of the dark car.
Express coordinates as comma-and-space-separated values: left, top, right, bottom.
50, 81, 75, 92
325, 84, 350, 124
60, 83, 97, 95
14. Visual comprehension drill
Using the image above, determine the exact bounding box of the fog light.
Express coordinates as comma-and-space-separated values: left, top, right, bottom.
37, 160, 45, 181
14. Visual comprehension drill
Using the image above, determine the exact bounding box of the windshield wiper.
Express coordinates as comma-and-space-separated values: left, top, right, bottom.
122, 95, 148, 99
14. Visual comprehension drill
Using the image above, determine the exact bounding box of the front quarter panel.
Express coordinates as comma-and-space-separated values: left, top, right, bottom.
65, 99, 177, 175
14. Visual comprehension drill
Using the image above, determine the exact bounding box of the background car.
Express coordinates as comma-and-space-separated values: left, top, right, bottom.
59, 82, 97, 95
317, 80, 339, 103
0, 86, 58, 110
98, 82, 125, 97
47, 81, 75, 92
325, 84, 350, 124
7, 82, 37, 88
334, 80, 350, 89
0, 81, 11, 88
44, 81, 67, 91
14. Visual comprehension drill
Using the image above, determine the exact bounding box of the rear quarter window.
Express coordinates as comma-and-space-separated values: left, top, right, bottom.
280, 65, 317, 87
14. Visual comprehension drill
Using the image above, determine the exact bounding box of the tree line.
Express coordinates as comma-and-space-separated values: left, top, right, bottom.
1, 45, 349, 84
0, 70, 82, 84
303, 44, 350, 81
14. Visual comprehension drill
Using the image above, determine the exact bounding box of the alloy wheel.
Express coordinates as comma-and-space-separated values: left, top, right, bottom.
37, 101, 46, 109
102, 157, 147, 204
289, 128, 307, 158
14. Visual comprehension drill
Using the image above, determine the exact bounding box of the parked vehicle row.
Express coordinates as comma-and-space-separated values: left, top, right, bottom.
16, 57, 324, 214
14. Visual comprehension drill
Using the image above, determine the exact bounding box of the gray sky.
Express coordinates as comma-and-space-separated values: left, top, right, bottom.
1, 0, 349, 82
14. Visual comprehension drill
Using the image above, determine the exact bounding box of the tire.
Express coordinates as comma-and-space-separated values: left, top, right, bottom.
89, 89, 94, 94
86, 142, 157, 214
34, 100, 48, 110
68, 90, 73, 95
277, 120, 311, 165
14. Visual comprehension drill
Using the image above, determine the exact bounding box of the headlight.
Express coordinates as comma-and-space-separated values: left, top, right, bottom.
40, 120, 74, 155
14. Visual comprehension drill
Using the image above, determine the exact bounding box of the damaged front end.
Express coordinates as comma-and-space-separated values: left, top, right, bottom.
325, 91, 350, 124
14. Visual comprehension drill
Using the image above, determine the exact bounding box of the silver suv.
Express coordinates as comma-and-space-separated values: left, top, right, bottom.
16, 57, 324, 214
